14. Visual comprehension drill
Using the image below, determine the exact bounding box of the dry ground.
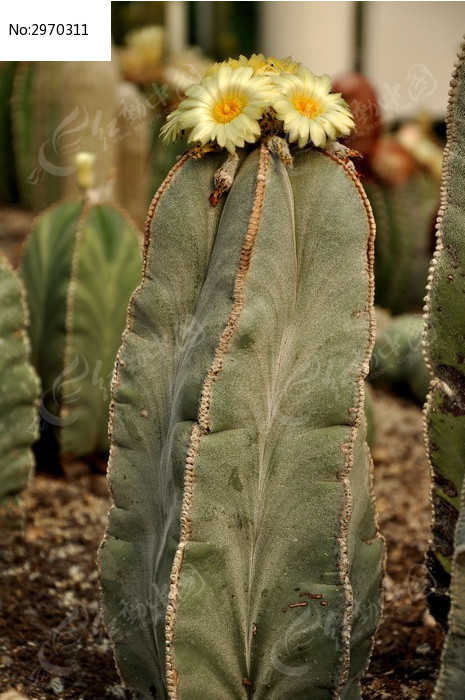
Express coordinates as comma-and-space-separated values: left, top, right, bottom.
0, 390, 443, 699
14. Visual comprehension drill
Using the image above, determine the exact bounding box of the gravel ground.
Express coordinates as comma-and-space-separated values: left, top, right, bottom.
0, 389, 443, 699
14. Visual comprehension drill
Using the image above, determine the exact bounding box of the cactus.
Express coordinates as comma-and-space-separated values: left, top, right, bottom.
370, 312, 430, 403
0, 254, 39, 506
20, 160, 142, 461
0, 62, 17, 204
99, 117, 385, 698
424, 38, 465, 695
365, 169, 438, 314
115, 81, 151, 228
12, 61, 119, 211
333, 73, 440, 315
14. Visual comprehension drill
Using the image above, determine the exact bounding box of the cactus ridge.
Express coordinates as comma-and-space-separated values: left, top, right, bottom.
165, 145, 270, 697
100, 145, 384, 699
0, 254, 39, 506
423, 38, 465, 697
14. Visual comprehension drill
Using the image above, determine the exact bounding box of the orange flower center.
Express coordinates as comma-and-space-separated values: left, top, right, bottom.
292, 95, 321, 118
213, 96, 244, 123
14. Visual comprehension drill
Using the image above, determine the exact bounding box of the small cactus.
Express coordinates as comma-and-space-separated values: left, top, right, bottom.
423, 38, 465, 697
0, 254, 39, 506
20, 155, 142, 461
99, 56, 384, 699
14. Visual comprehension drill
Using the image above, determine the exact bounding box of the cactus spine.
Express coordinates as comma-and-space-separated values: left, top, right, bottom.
0, 254, 39, 506
424, 38, 465, 697
20, 165, 142, 461
99, 142, 385, 698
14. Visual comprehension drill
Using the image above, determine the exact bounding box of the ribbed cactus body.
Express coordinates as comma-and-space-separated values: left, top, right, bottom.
100, 146, 384, 698
0, 255, 39, 506
20, 199, 141, 459
12, 61, 119, 211
366, 172, 438, 314
424, 40, 465, 698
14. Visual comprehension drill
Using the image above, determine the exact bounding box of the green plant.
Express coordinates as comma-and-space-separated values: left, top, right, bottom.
99, 138, 385, 698
20, 159, 142, 461
0, 62, 17, 205
370, 311, 430, 403
365, 170, 438, 314
12, 61, 119, 211
0, 254, 39, 506
424, 39, 465, 695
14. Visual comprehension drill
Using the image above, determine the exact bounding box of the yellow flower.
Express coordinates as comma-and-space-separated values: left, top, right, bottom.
266, 56, 300, 74
75, 152, 95, 191
272, 67, 355, 148
161, 65, 276, 153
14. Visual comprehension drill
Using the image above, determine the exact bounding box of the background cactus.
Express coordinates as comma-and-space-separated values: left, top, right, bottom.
0, 62, 17, 205
115, 81, 151, 228
12, 61, 119, 211
0, 254, 39, 506
423, 38, 465, 695
10, 61, 152, 227
99, 143, 385, 698
365, 168, 438, 314
369, 311, 430, 403
334, 73, 441, 315
20, 177, 142, 463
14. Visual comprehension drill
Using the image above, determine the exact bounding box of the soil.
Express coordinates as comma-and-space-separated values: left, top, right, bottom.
0, 389, 444, 699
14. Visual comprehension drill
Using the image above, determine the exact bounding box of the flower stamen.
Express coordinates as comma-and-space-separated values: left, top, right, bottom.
292, 95, 322, 119
213, 96, 244, 123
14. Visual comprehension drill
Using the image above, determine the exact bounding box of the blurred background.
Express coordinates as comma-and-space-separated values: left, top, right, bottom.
2, 0, 465, 394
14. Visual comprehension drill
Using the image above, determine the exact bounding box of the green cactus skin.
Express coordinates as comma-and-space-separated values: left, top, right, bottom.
434, 477, 465, 698
99, 145, 385, 699
12, 61, 119, 211
365, 172, 438, 315
0, 254, 39, 506
424, 40, 465, 696
0, 62, 18, 204
20, 199, 141, 459
370, 313, 430, 403
115, 82, 151, 228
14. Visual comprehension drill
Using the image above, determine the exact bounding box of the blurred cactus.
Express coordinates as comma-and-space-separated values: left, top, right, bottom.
20, 155, 142, 462
424, 41, 465, 697
370, 311, 430, 403
335, 73, 440, 315
100, 145, 384, 698
12, 61, 119, 211
0, 62, 17, 204
0, 254, 39, 506
119, 25, 165, 86
366, 147, 438, 314
115, 82, 151, 227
